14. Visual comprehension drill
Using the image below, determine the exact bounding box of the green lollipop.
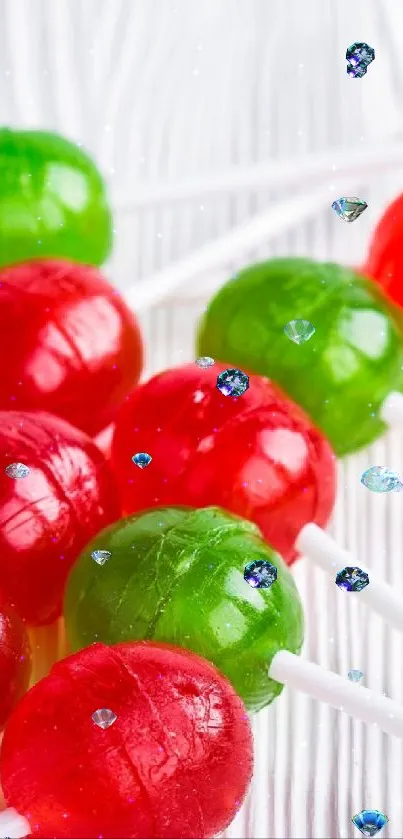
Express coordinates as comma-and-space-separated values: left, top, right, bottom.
197, 258, 403, 456
0, 128, 112, 267
64, 506, 304, 712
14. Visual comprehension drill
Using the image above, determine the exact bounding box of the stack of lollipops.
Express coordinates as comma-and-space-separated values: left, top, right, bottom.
1, 127, 403, 838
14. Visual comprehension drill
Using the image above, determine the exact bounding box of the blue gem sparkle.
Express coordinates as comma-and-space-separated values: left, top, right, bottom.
348, 669, 363, 683
352, 810, 388, 837
332, 197, 368, 222
346, 42, 375, 78
244, 560, 277, 589
91, 550, 111, 566
91, 708, 117, 730
361, 466, 401, 493
5, 462, 30, 479
195, 356, 215, 368
335, 567, 369, 592
284, 319, 315, 345
132, 452, 152, 469
216, 368, 249, 397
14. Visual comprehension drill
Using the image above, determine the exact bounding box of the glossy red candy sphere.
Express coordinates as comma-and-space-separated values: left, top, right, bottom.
0, 259, 143, 435
0, 411, 119, 626
364, 192, 403, 305
1, 641, 253, 839
0, 602, 31, 728
111, 363, 336, 562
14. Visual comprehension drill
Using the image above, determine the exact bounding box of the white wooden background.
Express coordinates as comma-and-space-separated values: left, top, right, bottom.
3, 1, 403, 836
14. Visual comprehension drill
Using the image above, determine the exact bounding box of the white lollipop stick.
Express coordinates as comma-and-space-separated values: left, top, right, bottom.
380, 391, 403, 431
270, 650, 403, 739
123, 178, 364, 313
113, 142, 403, 211
1, 654, 403, 839
296, 523, 403, 635
0, 808, 29, 838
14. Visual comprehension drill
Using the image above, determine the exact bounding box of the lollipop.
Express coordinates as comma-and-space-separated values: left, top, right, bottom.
0, 259, 143, 435
364, 192, 403, 306
111, 362, 336, 563
197, 258, 403, 456
65, 505, 303, 710
64, 505, 403, 731
110, 364, 403, 635
0, 641, 253, 839
0, 128, 112, 267
0, 603, 31, 729
0, 410, 119, 626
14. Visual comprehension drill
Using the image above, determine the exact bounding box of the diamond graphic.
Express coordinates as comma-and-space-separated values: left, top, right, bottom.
132, 452, 152, 469
91, 708, 117, 730
284, 319, 315, 345
361, 466, 401, 493
195, 356, 215, 368
348, 669, 364, 683
244, 559, 277, 589
352, 809, 388, 837
336, 567, 369, 592
216, 368, 249, 397
346, 43, 375, 79
91, 550, 111, 566
346, 42, 375, 67
5, 462, 30, 479
347, 63, 368, 78
332, 197, 368, 222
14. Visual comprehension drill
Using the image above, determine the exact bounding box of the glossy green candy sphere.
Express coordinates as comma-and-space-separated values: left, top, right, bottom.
0, 128, 112, 267
64, 506, 304, 712
197, 258, 403, 456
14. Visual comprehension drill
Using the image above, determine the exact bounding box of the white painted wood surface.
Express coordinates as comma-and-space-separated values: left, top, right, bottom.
2, 1, 403, 836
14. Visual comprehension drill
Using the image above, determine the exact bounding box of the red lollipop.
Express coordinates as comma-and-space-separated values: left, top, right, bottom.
111, 362, 336, 562
0, 410, 119, 625
364, 192, 403, 305
0, 641, 253, 839
0, 259, 143, 435
0, 602, 31, 728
